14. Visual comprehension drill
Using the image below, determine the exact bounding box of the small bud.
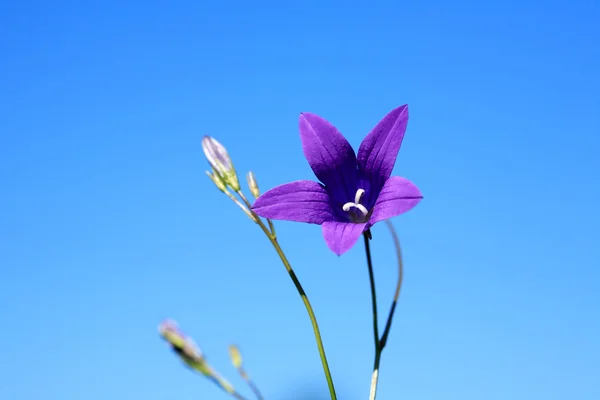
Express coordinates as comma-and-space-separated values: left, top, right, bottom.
246, 171, 260, 199
159, 319, 203, 363
228, 344, 243, 369
202, 136, 240, 191
158, 320, 239, 395
206, 170, 227, 193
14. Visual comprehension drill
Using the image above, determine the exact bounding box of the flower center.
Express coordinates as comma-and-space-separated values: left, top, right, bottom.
342, 188, 369, 217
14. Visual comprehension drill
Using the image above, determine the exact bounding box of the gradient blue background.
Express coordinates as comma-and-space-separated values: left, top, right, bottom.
1, 1, 599, 399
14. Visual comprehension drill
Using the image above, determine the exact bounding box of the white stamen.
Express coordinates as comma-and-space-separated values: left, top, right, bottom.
355, 204, 368, 215
354, 188, 365, 204
342, 189, 369, 217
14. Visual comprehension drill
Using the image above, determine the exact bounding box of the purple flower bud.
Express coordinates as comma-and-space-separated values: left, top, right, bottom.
158, 319, 203, 361
202, 136, 240, 191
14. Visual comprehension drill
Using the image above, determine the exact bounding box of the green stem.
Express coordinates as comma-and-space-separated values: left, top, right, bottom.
245, 378, 264, 400
379, 220, 404, 349
236, 366, 264, 400
363, 232, 381, 400
369, 353, 381, 400
236, 191, 338, 400
224, 191, 256, 222
363, 232, 379, 347
208, 372, 251, 400
231, 391, 251, 400
364, 222, 405, 400
267, 219, 276, 236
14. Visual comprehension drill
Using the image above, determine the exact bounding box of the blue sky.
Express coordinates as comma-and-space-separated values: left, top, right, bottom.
1, 1, 599, 399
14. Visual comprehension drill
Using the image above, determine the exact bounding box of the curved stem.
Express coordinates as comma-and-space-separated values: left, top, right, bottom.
364, 222, 405, 400
380, 220, 404, 349
236, 191, 338, 400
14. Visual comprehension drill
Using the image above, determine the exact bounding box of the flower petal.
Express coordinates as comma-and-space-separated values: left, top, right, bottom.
299, 113, 359, 201
357, 105, 409, 190
321, 221, 368, 256
252, 180, 335, 224
369, 176, 422, 225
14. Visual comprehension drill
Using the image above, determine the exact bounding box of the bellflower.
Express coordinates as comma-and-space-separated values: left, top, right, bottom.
252, 105, 422, 256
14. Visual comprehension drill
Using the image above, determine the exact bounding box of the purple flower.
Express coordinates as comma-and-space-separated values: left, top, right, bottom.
252, 105, 423, 256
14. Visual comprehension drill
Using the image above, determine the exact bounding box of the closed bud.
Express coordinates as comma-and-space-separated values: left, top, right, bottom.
206, 170, 227, 193
158, 320, 239, 395
228, 344, 243, 369
159, 319, 204, 363
202, 136, 240, 191
246, 171, 260, 199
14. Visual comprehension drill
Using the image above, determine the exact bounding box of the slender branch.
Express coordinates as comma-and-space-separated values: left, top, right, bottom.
207, 372, 251, 400
364, 221, 405, 400
245, 377, 264, 400
235, 191, 338, 400
267, 219, 276, 236
231, 391, 252, 400
224, 191, 256, 222
363, 231, 381, 400
368, 357, 380, 400
363, 232, 379, 350
380, 220, 404, 349
235, 365, 264, 400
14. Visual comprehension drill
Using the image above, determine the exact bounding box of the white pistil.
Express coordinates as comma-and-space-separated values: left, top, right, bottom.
342, 188, 369, 216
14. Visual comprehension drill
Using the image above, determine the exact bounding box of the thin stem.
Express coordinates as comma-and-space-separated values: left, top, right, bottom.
235, 365, 264, 400
224, 191, 256, 222
259, 224, 337, 400
267, 219, 276, 236
236, 191, 338, 400
363, 232, 379, 350
380, 220, 404, 349
364, 221, 405, 400
208, 373, 251, 400
231, 391, 251, 400
244, 375, 264, 400
369, 355, 380, 400
363, 232, 381, 400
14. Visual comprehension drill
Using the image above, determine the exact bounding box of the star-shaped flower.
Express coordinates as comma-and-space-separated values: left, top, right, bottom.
252, 105, 422, 256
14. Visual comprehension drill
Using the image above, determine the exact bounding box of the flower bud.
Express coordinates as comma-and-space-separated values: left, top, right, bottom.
246, 171, 260, 199
159, 319, 203, 363
158, 320, 239, 395
202, 136, 240, 191
228, 344, 243, 369
206, 170, 227, 193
